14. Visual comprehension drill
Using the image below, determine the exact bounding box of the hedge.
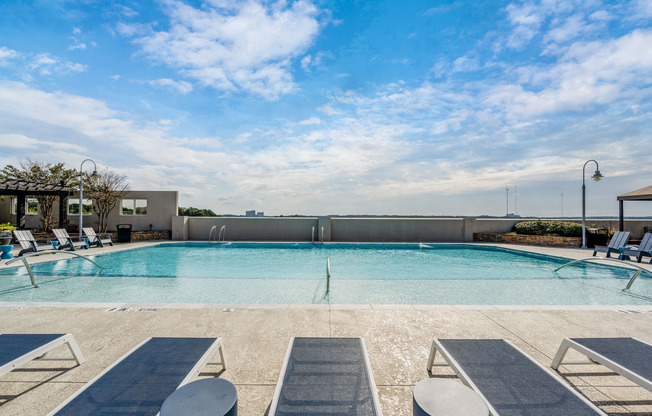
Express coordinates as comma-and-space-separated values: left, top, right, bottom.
512, 220, 583, 237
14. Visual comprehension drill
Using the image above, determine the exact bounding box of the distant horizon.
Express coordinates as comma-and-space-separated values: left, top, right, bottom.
1, 0, 651, 217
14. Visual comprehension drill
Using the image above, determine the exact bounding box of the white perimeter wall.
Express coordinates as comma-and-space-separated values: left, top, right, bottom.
174, 217, 652, 242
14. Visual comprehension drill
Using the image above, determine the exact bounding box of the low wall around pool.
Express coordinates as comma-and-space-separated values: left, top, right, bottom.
173, 216, 652, 243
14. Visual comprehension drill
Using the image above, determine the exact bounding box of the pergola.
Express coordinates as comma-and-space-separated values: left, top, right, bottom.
0, 179, 74, 229
617, 184, 652, 231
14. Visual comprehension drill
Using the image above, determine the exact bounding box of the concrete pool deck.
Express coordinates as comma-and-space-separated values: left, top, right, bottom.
1, 242, 652, 415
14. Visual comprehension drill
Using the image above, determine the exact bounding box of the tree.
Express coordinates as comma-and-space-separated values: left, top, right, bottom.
83, 169, 130, 233
0, 159, 77, 230
179, 207, 217, 217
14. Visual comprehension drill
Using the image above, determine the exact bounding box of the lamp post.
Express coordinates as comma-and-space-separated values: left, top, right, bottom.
79, 159, 98, 241
581, 160, 603, 249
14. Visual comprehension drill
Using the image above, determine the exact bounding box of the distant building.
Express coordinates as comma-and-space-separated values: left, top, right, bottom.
245, 210, 264, 217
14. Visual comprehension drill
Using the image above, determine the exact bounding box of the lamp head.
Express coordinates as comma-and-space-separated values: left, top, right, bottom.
592, 169, 603, 181
91, 170, 98, 178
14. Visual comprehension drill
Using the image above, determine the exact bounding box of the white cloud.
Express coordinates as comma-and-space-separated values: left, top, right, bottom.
69, 41, 87, 51
123, 0, 322, 100
298, 116, 321, 125
487, 29, 652, 116
0, 47, 20, 65
26, 53, 87, 75
147, 78, 194, 94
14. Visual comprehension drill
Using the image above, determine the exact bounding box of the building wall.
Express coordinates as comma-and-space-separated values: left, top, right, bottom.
0, 191, 178, 231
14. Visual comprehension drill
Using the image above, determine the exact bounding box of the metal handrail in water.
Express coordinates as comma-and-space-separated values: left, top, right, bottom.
326, 257, 331, 293
6, 251, 104, 288
553, 257, 652, 291
208, 226, 218, 243
218, 225, 227, 242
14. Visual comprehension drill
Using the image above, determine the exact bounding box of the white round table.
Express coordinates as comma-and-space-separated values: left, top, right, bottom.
160, 378, 237, 416
413, 378, 489, 416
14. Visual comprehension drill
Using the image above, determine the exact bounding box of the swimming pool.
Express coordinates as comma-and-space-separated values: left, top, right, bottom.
1, 243, 650, 305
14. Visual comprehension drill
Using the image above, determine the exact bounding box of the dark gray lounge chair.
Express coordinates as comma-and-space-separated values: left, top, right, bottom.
593, 231, 630, 258
0, 334, 84, 377
269, 337, 383, 415
13, 230, 56, 256
47, 337, 227, 416
82, 227, 113, 247
551, 337, 652, 392
52, 229, 88, 251
427, 339, 607, 416
621, 232, 652, 263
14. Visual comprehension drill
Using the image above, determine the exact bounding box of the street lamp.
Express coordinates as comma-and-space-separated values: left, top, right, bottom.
79, 159, 98, 241
581, 160, 603, 248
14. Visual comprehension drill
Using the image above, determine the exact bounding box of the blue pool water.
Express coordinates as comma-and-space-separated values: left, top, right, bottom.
0, 243, 650, 305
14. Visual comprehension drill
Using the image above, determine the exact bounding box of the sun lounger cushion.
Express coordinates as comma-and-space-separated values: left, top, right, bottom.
433, 339, 605, 416
51, 337, 221, 416
271, 337, 381, 415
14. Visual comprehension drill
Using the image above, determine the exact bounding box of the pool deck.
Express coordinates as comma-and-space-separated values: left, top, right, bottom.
1, 242, 652, 415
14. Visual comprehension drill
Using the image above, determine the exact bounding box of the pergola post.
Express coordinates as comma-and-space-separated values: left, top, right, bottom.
16, 194, 26, 229
619, 199, 624, 232
59, 193, 68, 228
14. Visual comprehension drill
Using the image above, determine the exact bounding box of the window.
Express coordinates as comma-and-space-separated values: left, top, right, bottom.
11, 197, 38, 215
121, 199, 147, 216
68, 199, 93, 215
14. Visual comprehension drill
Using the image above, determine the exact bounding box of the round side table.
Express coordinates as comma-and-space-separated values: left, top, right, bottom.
413, 378, 489, 416
0, 245, 14, 260
161, 378, 237, 416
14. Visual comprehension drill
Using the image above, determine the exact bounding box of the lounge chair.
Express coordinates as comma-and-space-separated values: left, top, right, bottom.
269, 337, 382, 415
551, 337, 652, 392
13, 230, 56, 257
620, 232, 652, 263
82, 227, 113, 248
0, 333, 84, 377
592, 231, 630, 258
52, 228, 88, 251
427, 339, 607, 416
48, 337, 227, 416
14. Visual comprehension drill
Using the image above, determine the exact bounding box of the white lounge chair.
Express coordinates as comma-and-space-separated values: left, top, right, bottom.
428, 339, 607, 415
82, 227, 113, 248
0, 333, 84, 377
52, 229, 88, 251
270, 337, 382, 415
551, 337, 652, 392
48, 337, 226, 416
12, 230, 55, 257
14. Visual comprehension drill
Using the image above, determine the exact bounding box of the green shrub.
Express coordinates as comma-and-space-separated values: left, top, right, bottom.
512, 220, 582, 237
0, 222, 16, 231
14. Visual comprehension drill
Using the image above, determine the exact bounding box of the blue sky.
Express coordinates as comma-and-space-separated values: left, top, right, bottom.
1, 0, 651, 217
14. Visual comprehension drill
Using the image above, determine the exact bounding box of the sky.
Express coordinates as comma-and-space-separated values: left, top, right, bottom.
0, 0, 651, 217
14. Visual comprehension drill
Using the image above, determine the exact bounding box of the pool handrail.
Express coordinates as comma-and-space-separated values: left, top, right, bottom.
5, 251, 104, 288
553, 257, 651, 290
209, 226, 218, 244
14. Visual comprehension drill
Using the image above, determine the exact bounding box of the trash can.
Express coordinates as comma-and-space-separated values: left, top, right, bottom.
117, 224, 132, 243
586, 228, 608, 248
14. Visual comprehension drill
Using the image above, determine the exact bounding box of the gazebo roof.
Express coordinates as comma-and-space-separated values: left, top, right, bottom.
0, 178, 74, 196
617, 185, 652, 201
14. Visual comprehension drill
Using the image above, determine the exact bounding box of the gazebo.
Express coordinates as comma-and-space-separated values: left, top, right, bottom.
0, 179, 74, 229
617, 185, 652, 231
